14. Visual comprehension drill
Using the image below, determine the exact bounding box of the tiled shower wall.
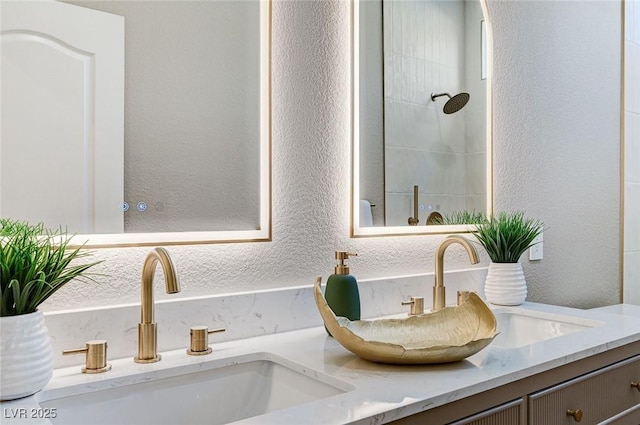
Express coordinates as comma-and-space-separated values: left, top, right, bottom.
625, 0, 640, 304
463, 1, 487, 213
383, 0, 486, 225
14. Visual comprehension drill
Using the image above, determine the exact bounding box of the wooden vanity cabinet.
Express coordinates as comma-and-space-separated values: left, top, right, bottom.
391, 341, 640, 425
529, 355, 640, 424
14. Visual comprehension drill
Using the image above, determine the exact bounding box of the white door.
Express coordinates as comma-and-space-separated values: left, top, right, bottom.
1, 0, 124, 234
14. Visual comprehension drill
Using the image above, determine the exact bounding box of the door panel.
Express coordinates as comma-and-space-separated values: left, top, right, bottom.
1, 0, 124, 233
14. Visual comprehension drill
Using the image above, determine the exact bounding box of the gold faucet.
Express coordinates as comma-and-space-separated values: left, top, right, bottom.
134, 247, 181, 363
433, 235, 479, 312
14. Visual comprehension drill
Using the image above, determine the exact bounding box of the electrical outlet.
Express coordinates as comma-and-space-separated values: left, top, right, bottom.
529, 232, 543, 261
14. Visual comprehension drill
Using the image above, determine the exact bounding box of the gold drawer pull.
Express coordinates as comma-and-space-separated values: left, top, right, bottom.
567, 409, 583, 422
631, 382, 640, 392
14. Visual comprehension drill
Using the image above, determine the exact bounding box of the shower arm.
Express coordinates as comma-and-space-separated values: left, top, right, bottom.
431, 93, 452, 101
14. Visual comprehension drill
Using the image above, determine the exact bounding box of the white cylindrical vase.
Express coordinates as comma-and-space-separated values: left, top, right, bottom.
0, 311, 54, 400
484, 262, 527, 306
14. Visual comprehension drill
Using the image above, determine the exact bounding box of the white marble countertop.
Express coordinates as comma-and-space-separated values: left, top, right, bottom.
3, 301, 640, 425
589, 303, 640, 316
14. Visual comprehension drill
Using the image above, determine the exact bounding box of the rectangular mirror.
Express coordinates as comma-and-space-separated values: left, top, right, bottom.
352, 0, 492, 237
0, 0, 271, 247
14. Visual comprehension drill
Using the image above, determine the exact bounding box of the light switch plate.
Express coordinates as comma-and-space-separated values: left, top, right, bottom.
529, 232, 543, 261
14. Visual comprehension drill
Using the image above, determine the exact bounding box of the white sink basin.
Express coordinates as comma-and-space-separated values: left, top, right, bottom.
38, 352, 353, 425
491, 309, 603, 349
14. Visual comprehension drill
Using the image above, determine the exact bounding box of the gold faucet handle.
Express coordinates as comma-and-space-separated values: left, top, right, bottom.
457, 291, 472, 305
187, 326, 226, 356
401, 297, 425, 316
63, 340, 112, 374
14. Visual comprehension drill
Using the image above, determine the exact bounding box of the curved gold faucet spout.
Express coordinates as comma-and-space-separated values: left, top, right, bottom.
141, 247, 180, 324
433, 235, 479, 312
135, 247, 181, 363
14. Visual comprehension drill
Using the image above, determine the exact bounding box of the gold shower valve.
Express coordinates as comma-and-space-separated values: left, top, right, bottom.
62, 340, 112, 374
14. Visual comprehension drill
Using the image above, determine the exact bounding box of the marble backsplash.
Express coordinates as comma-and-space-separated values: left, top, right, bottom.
45, 268, 487, 368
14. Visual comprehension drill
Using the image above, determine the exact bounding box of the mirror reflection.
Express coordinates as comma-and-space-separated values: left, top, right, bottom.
355, 0, 491, 235
1, 0, 270, 243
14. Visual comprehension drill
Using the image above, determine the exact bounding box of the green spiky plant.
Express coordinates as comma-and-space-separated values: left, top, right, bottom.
441, 210, 488, 225
473, 211, 543, 263
0, 219, 103, 316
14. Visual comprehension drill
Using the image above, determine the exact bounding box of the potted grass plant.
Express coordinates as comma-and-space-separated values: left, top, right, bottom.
0, 218, 102, 400
473, 211, 543, 306
439, 210, 487, 225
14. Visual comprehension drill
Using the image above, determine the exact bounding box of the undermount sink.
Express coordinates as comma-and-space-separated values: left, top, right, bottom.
491, 308, 604, 349
37, 352, 353, 425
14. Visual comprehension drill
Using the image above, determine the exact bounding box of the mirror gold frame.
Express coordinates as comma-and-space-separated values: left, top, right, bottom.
351, 0, 493, 237
68, 1, 272, 248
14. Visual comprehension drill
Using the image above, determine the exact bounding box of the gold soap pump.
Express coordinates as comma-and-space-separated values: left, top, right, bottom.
334, 251, 357, 275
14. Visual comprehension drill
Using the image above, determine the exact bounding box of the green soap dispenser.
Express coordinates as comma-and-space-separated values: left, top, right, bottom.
324, 251, 360, 336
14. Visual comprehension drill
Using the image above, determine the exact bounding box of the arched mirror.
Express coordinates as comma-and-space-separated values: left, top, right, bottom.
1, 0, 271, 247
352, 0, 492, 237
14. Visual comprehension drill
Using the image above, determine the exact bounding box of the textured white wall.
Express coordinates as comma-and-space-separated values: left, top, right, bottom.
43, 0, 622, 312
490, 0, 621, 307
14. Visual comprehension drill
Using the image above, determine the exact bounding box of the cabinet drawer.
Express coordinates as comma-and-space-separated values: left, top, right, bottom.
449, 398, 526, 425
529, 356, 640, 424
599, 403, 640, 425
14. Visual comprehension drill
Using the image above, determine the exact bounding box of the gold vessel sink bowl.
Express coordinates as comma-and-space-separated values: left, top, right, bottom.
314, 278, 498, 364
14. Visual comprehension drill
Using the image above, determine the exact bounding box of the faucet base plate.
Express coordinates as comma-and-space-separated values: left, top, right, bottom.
82, 364, 112, 374
134, 355, 161, 364
187, 347, 213, 356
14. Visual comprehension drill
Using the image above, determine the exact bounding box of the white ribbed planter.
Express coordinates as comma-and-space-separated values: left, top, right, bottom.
484, 262, 527, 306
0, 311, 53, 400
